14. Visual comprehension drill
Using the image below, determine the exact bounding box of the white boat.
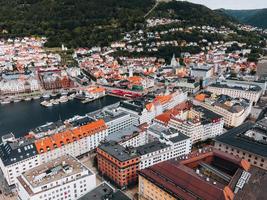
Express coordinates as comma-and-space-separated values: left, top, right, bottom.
61, 91, 69, 96
51, 93, 57, 97
59, 96, 68, 103
50, 99, 59, 105
42, 94, 50, 99
1, 100, 10, 105
53, 100, 59, 105
14, 99, 21, 103
33, 96, 41, 100
40, 100, 48, 106
24, 97, 32, 101
45, 102, 53, 107
68, 95, 74, 100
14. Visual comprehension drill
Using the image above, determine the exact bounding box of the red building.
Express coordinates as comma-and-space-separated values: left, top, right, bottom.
38, 69, 74, 90
139, 147, 267, 200
97, 141, 140, 188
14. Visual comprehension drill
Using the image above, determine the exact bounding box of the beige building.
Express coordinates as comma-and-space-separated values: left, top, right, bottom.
194, 93, 252, 127
138, 175, 176, 200
207, 82, 262, 104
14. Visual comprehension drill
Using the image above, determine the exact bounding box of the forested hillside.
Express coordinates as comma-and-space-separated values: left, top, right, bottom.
0, 0, 155, 47
0, 0, 258, 48
219, 9, 267, 29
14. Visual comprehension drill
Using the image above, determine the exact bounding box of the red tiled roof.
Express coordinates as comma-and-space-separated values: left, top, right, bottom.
155, 101, 190, 124
140, 161, 226, 200
139, 148, 247, 200
35, 119, 107, 154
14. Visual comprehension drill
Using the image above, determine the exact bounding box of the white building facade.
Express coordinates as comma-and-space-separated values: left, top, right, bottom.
17, 155, 96, 200
137, 124, 191, 170
207, 82, 262, 104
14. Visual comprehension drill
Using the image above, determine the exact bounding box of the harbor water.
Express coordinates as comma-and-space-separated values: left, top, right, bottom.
0, 95, 122, 138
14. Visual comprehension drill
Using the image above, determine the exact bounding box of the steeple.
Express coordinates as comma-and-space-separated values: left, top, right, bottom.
170, 54, 180, 68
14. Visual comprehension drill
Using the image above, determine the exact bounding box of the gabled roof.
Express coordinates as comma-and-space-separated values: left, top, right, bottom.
0, 139, 37, 166
35, 119, 107, 154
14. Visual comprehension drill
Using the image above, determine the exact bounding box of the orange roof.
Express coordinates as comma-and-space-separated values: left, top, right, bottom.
241, 159, 251, 171
155, 101, 190, 124
82, 86, 106, 94
90, 87, 105, 93
153, 95, 172, 105
155, 113, 172, 125
128, 76, 142, 85
223, 186, 234, 200
195, 93, 206, 102
34, 119, 107, 154
145, 103, 154, 111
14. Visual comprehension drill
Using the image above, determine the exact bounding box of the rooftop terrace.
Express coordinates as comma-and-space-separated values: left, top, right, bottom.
17, 155, 92, 195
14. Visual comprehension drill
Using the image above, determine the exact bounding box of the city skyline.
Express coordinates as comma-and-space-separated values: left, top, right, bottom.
186, 0, 267, 10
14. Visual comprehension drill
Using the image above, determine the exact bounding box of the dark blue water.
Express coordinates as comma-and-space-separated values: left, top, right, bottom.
0, 96, 121, 138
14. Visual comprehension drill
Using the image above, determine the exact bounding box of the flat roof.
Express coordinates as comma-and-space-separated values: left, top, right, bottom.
204, 94, 250, 114
215, 120, 267, 158
78, 182, 130, 200
20, 155, 91, 190
234, 167, 267, 200
148, 124, 190, 143
120, 100, 145, 113
136, 141, 170, 155
31, 121, 64, 134
88, 109, 130, 123
209, 82, 262, 92
106, 126, 141, 143
98, 141, 138, 162
193, 105, 223, 122
149, 124, 179, 136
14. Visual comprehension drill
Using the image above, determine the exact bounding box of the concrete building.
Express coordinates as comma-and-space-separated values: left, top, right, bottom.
35, 119, 108, 163
168, 105, 224, 143
16, 155, 96, 200
88, 108, 137, 135
0, 119, 107, 186
219, 78, 267, 95
78, 182, 130, 200
207, 82, 262, 104
119, 90, 187, 124
97, 141, 140, 189
96, 125, 191, 188
139, 125, 191, 169
106, 124, 148, 148
138, 148, 267, 200
0, 138, 41, 186
190, 64, 213, 79
119, 100, 162, 125
257, 58, 267, 80
215, 117, 267, 170
194, 93, 252, 127
175, 77, 200, 94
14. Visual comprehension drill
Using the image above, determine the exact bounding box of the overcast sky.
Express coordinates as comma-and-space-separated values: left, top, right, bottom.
185, 0, 267, 10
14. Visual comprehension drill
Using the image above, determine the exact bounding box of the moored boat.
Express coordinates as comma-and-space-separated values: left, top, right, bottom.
59, 96, 68, 103
33, 96, 41, 100
14, 99, 21, 103
24, 97, 32, 101
1, 100, 11, 105
42, 94, 50, 99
